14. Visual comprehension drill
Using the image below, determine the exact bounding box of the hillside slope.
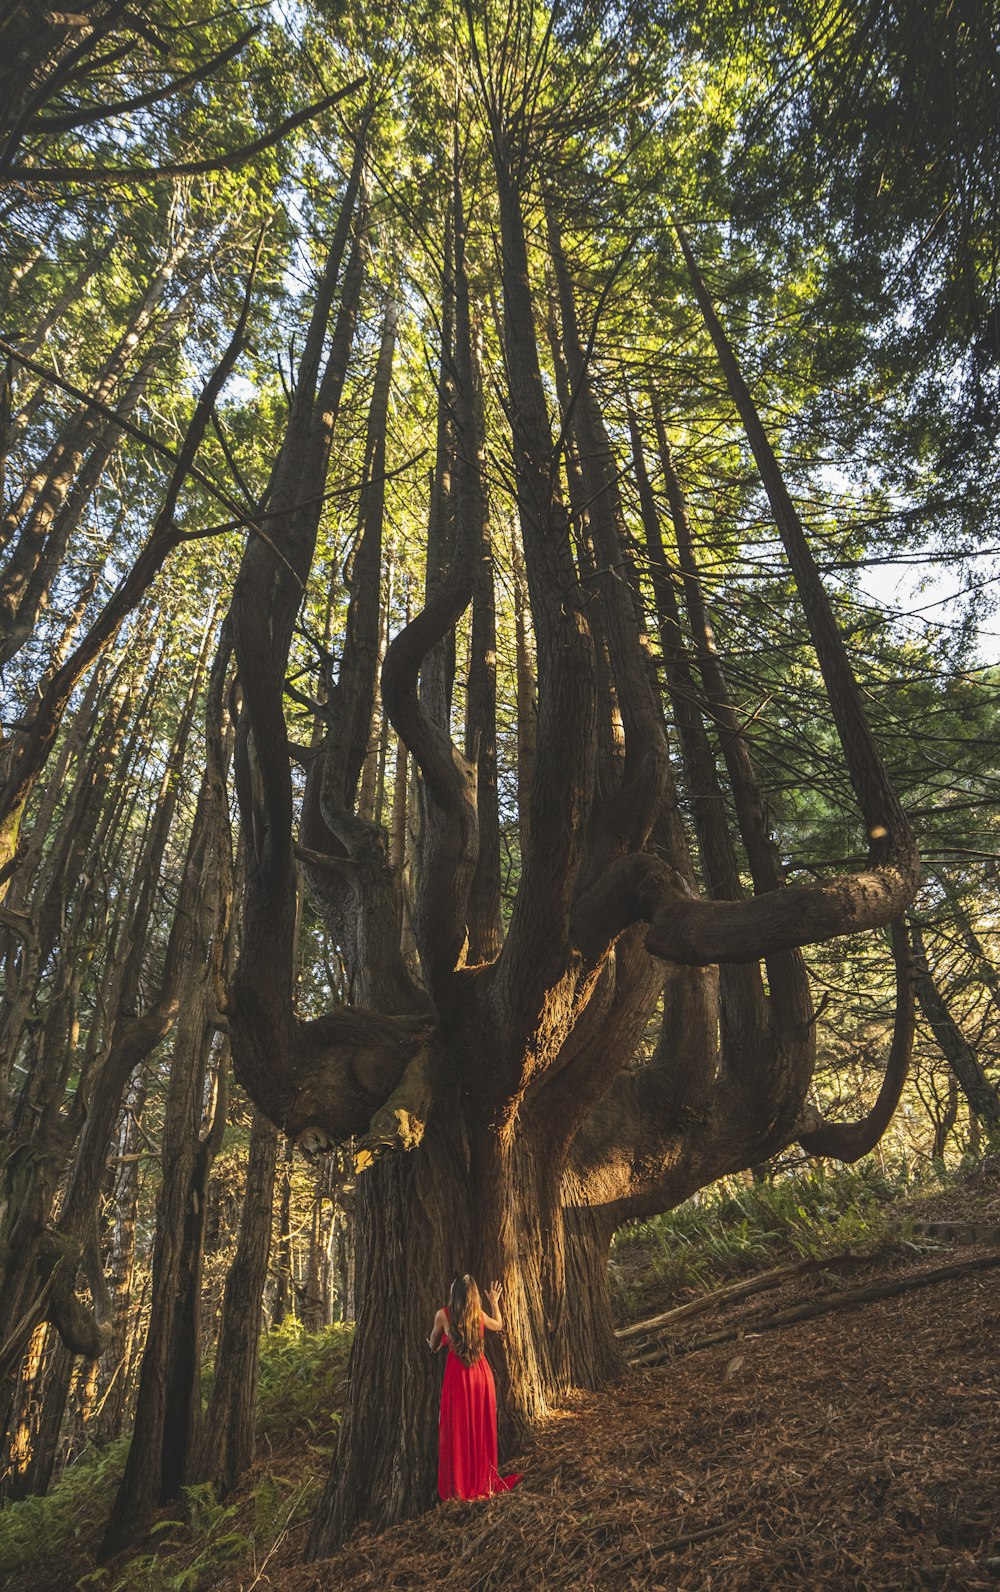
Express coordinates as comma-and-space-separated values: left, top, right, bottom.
3, 1170, 998, 1591
283, 1224, 1000, 1589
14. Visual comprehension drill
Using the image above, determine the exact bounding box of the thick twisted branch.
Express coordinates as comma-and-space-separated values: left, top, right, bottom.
646, 860, 916, 965
46, 1233, 112, 1358
381, 569, 479, 992
381, 163, 483, 994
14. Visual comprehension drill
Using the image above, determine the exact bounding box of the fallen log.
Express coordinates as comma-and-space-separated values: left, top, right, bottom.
630, 1249, 1000, 1365
616, 1250, 877, 1343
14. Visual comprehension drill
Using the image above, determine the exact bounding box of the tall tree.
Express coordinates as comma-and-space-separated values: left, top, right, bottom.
2, 0, 997, 1557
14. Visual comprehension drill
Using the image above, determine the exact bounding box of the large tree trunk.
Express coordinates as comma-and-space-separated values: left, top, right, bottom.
307, 1070, 611, 1553
308, 1119, 468, 1552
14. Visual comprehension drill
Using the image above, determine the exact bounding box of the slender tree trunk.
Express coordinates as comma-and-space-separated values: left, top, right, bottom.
100, 1003, 215, 1552
912, 922, 1000, 1131
936, 870, 1000, 1022
510, 525, 536, 852
419, 216, 456, 732
8, 1333, 73, 1498
0, 1322, 48, 1498
101, 671, 234, 1551
196, 1109, 278, 1495
159, 1044, 229, 1501
271, 1139, 295, 1327
931, 1071, 960, 1160
464, 316, 502, 964
302, 1180, 326, 1331
91, 1070, 147, 1444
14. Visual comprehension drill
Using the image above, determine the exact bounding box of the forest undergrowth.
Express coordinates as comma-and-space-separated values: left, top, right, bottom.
1, 1157, 998, 1591
608, 1158, 925, 1323
0, 1322, 352, 1592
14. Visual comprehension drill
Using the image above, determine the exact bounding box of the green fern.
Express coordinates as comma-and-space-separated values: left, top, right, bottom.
610, 1156, 945, 1317
0, 1323, 354, 1592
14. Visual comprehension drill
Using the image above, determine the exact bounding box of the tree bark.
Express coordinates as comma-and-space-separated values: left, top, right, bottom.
307, 1080, 612, 1552
196, 1108, 278, 1496
101, 640, 234, 1554
91, 1068, 147, 1445
271, 1139, 295, 1328
912, 921, 1000, 1131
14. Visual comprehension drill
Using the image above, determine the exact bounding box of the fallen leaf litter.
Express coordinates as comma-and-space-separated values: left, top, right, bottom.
265, 1222, 1000, 1592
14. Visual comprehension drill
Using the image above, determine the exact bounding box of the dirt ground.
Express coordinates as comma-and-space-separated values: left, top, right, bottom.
260, 1178, 1000, 1592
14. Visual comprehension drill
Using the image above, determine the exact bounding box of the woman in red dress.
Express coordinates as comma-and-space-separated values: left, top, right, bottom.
427, 1274, 522, 1501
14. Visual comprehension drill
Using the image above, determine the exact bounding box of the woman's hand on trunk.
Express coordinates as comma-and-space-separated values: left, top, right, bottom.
483, 1280, 503, 1331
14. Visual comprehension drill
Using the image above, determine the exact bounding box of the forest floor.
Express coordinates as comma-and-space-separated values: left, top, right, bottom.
250, 1171, 1000, 1592
5, 1168, 1000, 1592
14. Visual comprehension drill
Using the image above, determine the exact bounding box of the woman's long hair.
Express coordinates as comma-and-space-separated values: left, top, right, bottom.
448, 1274, 484, 1367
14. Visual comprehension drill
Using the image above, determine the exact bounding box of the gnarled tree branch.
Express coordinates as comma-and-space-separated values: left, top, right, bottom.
46, 1232, 111, 1359
798, 921, 914, 1159
645, 862, 917, 966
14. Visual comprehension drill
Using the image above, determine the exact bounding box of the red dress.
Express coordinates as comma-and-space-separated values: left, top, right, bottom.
438, 1309, 522, 1501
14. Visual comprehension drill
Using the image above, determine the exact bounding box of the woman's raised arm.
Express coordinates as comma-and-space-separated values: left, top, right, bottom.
482, 1279, 503, 1331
